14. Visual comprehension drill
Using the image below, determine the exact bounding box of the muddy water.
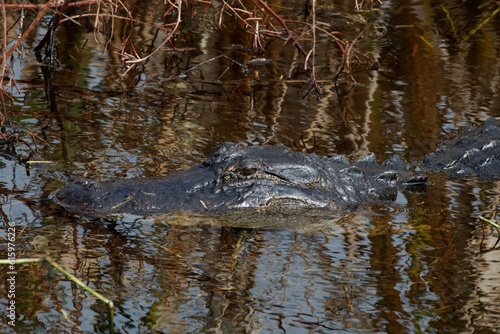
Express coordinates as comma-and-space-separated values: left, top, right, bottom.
1, 0, 500, 333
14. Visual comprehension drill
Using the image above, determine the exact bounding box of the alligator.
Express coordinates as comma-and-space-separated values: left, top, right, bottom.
53, 117, 500, 217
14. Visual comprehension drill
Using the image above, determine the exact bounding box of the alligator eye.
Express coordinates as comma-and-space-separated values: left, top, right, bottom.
230, 166, 256, 176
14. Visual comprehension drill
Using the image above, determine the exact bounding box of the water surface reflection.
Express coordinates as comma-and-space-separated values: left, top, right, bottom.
1, 0, 500, 333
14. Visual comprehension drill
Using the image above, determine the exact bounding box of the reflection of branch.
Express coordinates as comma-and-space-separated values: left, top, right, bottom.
355, 0, 383, 11
334, 27, 369, 85
120, 0, 182, 76
306, 0, 321, 96
167, 54, 248, 81
1, 1, 54, 118
2, 1, 53, 64
252, 0, 324, 96
253, 0, 312, 69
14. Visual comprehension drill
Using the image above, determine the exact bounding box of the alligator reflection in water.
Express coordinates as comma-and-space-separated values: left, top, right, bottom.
53, 117, 500, 217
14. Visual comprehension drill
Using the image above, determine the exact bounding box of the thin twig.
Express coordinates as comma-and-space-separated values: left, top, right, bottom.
4, 1, 53, 59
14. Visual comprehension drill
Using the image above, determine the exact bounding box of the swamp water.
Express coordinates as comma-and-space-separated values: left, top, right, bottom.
1, 0, 500, 333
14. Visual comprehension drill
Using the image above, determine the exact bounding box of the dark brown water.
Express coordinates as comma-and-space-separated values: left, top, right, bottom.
1, 0, 500, 333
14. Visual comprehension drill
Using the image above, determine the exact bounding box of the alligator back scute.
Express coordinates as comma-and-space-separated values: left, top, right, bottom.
381, 155, 406, 170
423, 117, 500, 180
325, 154, 350, 169
352, 153, 426, 190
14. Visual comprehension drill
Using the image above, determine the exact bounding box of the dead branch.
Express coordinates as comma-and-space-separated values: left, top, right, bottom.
0, 0, 98, 10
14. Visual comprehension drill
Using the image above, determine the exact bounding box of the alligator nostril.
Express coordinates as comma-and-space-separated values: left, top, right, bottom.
86, 182, 98, 190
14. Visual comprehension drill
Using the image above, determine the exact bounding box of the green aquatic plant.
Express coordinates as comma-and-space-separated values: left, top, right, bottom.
441, 3, 500, 43
479, 216, 500, 230
0, 256, 115, 333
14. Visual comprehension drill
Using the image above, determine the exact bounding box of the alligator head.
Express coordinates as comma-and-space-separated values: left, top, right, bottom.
53, 142, 425, 217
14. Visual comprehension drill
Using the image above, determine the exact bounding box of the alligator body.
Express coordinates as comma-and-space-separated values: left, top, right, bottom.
54, 117, 500, 217
422, 117, 500, 180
